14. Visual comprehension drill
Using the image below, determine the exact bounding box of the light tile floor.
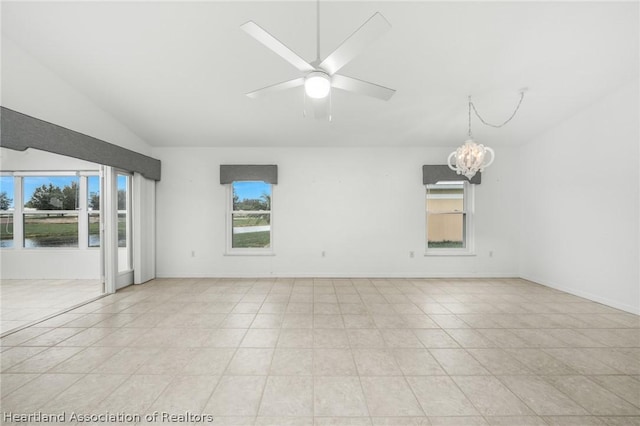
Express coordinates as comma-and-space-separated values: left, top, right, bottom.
0, 277, 639, 425
0, 279, 103, 334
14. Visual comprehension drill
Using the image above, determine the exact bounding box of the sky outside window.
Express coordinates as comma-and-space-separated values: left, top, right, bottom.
0, 176, 15, 209
117, 175, 127, 191
22, 176, 78, 206
233, 181, 270, 202
88, 176, 100, 197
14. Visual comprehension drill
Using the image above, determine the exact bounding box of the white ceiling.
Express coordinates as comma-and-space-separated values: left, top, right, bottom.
1, 1, 638, 148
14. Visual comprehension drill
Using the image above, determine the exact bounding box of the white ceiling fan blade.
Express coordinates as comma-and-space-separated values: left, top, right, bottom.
331, 74, 395, 101
246, 77, 305, 98
319, 12, 391, 75
241, 21, 315, 73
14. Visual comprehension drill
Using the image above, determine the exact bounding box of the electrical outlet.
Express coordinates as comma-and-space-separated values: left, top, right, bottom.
409, 251, 415, 258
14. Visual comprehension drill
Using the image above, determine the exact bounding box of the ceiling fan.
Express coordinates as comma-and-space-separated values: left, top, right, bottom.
241, 3, 396, 113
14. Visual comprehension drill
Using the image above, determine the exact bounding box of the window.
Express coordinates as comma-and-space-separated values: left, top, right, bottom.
88, 175, 101, 247
0, 176, 15, 248
117, 173, 132, 271
228, 181, 272, 252
23, 176, 80, 248
0, 172, 100, 249
426, 181, 473, 254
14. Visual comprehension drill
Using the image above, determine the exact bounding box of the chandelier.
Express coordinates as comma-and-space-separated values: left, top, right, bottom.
448, 91, 526, 179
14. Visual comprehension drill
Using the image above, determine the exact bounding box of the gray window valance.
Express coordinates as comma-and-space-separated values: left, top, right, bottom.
220, 165, 278, 184
1, 107, 162, 181
423, 165, 481, 185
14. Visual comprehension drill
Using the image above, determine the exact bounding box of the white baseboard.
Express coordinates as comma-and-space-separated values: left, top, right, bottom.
520, 273, 640, 315
155, 271, 519, 279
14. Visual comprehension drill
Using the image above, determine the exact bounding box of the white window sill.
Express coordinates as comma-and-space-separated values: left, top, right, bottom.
425, 250, 476, 257
224, 251, 275, 257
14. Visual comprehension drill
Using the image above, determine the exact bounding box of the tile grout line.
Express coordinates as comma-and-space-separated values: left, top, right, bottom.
1, 277, 638, 423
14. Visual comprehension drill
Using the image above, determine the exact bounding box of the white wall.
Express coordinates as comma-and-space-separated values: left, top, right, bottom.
0, 250, 100, 280
153, 146, 520, 278
0, 147, 99, 171
519, 79, 640, 314
1, 37, 152, 156
0, 148, 101, 280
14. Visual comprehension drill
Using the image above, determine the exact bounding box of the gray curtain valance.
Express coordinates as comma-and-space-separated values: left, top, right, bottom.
220, 165, 278, 184
1, 107, 161, 181
423, 165, 481, 185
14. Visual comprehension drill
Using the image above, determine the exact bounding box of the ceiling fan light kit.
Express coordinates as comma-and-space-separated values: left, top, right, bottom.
448, 90, 526, 179
241, 0, 395, 119
304, 71, 331, 99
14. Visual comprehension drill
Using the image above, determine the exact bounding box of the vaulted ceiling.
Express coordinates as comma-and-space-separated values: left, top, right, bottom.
2, 1, 638, 147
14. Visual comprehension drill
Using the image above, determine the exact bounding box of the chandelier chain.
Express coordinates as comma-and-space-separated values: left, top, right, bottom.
468, 91, 525, 138
468, 97, 473, 138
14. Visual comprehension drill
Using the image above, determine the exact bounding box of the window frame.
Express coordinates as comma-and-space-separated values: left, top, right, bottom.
0, 171, 100, 250
86, 174, 102, 248
116, 171, 133, 271
0, 173, 16, 248
225, 181, 274, 256
425, 180, 475, 256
